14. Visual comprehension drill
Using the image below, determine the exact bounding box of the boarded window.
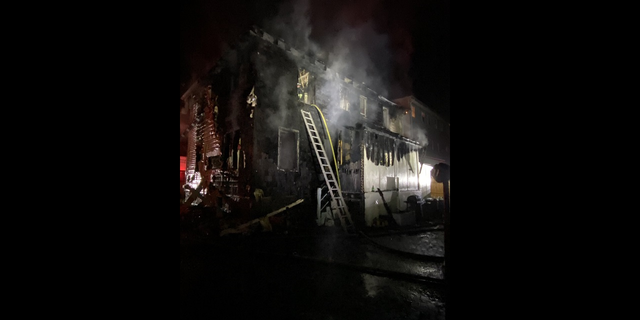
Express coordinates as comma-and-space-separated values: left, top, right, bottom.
278, 127, 299, 171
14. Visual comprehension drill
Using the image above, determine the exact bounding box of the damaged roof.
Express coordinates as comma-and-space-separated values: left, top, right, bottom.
248, 26, 399, 101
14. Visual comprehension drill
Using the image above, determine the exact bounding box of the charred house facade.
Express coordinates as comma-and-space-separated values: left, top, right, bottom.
180, 27, 450, 228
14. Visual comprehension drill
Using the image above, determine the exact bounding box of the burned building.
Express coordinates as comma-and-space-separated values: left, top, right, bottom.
180, 26, 449, 228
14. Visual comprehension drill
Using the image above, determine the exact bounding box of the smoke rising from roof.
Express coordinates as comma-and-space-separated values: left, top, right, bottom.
260, 0, 412, 97
180, 0, 449, 151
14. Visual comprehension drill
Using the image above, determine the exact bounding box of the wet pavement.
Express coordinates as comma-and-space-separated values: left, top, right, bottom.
365, 230, 445, 257
239, 231, 444, 280
181, 218, 446, 319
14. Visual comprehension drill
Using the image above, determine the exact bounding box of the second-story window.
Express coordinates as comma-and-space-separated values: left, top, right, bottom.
340, 87, 349, 111
360, 95, 367, 117
422, 112, 426, 124
383, 107, 390, 129
297, 68, 314, 104
411, 106, 416, 118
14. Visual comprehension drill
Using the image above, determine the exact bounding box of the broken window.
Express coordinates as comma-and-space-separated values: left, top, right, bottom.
278, 127, 299, 172
246, 86, 257, 118
360, 95, 367, 117
297, 68, 315, 104
339, 87, 349, 111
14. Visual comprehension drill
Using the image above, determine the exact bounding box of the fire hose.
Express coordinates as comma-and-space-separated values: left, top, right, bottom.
310, 104, 341, 190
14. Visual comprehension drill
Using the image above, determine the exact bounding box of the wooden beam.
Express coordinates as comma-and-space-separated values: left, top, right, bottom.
220, 199, 305, 236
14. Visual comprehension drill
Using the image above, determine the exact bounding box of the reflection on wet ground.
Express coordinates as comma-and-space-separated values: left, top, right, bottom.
246, 231, 444, 280
181, 244, 445, 320
181, 229, 445, 319
369, 231, 445, 257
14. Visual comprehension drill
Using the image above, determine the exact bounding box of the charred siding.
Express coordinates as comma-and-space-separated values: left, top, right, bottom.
252, 43, 321, 215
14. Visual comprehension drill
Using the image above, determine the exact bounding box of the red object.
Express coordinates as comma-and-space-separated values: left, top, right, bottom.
180, 156, 187, 171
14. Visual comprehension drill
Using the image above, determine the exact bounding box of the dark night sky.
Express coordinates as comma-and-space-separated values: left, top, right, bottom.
180, 0, 449, 123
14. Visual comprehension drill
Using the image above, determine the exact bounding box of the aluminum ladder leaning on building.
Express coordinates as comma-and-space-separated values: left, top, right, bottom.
300, 109, 354, 233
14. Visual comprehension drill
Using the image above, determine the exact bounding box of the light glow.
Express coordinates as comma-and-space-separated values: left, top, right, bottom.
419, 164, 433, 193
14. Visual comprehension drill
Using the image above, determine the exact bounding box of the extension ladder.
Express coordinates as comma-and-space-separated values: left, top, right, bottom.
300, 109, 354, 232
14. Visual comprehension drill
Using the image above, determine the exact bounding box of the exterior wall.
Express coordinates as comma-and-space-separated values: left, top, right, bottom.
249, 40, 322, 218
361, 141, 421, 226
